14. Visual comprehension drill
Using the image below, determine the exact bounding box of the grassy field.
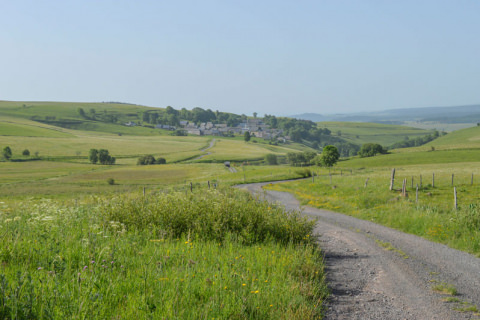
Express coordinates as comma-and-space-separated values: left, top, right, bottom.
318, 121, 435, 147
0, 188, 327, 319
266, 156, 480, 255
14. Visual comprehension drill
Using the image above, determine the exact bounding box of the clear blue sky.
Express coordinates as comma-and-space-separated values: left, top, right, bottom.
1, 1, 479, 116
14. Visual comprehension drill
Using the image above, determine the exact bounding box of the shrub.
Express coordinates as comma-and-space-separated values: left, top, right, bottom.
137, 155, 156, 165
156, 157, 166, 164
101, 189, 315, 245
137, 155, 166, 165
107, 178, 115, 185
2, 146, 12, 160
22, 149, 30, 156
265, 154, 278, 165
295, 168, 312, 178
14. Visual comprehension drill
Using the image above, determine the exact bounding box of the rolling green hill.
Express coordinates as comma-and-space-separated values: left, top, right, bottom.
318, 121, 436, 147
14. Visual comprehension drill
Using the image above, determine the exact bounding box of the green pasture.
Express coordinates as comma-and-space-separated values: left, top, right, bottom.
266, 161, 480, 255
0, 133, 207, 159
318, 121, 435, 146
423, 125, 480, 150
0, 100, 151, 121
0, 161, 305, 199
0, 189, 326, 319
337, 148, 480, 168
0, 118, 73, 138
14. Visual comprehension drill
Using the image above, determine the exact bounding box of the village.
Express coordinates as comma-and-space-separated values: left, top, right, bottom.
127, 118, 289, 141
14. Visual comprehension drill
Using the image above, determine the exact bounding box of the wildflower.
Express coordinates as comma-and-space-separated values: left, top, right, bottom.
83, 266, 88, 270
242, 283, 246, 286
37, 267, 42, 270
91, 260, 95, 264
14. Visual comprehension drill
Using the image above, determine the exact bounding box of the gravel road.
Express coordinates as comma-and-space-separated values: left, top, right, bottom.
237, 181, 480, 320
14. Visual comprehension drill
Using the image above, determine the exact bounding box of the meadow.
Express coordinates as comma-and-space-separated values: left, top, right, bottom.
318, 121, 435, 146
0, 188, 327, 319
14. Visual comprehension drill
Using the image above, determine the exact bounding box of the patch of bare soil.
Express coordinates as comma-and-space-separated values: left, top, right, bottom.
238, 182, 480, 320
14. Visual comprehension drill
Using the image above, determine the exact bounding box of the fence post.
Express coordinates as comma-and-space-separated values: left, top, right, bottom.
364, 178, 369, 188
420, 174, 422, 188
416, 184, 419, 203
190, 182, 193, 193
411, 176, 414, 189
472, 173, 474, 185
432, 173, 435, 188
143, 187, 146, 197
454, 187, 458, 210
452, 174, 454, 187
390, 168, 396, 190
208, 181, 210, 189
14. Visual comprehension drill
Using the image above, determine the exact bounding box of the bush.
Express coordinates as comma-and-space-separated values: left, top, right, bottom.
101, 189, 315, 245
295, 168, 312, 178
22, 149, 30, 156
156, 157, 166, 164
265, 154, 278, 165
137, 155, 166, 165
107, 178, 115, 185
2, 146, 12, 160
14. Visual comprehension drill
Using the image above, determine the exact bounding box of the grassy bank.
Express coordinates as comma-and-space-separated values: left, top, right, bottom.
0, 189, 327, 319
265, 164, 480, 255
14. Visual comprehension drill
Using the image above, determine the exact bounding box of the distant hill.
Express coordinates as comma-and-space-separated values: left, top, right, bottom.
291, 104, 480, 130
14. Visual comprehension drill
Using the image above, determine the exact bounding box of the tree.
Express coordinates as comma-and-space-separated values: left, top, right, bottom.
22, 149, 30, 156
89, 149, 99, 164
358, 143, 385, 158
98, 149, 115, 165
244, 131, 251, 142
287, 152, 298, 166
319, 145, 339, 167
156, 157, 166, 164
253, 112, 257, 118
2, 146, 12, 160
265, 154, 278, 165
137, 155, 156, 165
302, 151, 317, 164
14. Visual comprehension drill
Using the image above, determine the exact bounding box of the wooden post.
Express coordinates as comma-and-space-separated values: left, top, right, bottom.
190, 182, 193, 193
402, 178, 406, 197
454, 187, 458, 210
143, 187, 146, 196
451, 174, 454, 187
411, 176, 414, 189
416, 184, 419, 203
312, 171, 314, 183
420, 175, 422, 188
472, 173, 474, 185
432, 173, 435, 188
364, 178, 369, 188
208, 181, 210, 189
389, 168, 396, 191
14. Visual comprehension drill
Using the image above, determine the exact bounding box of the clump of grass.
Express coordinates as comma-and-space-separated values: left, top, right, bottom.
432, 282, 458, 295
101, 188, 316, 245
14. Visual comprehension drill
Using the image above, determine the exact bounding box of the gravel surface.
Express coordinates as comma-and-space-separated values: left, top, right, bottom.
237, 181, 480, 320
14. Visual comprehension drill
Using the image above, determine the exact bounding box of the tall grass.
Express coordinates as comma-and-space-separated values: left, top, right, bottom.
0, 189, 327, 319
267, 167, 480, 255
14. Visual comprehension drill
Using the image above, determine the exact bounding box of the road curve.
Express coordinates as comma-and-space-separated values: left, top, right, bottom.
237, 181, 480, 320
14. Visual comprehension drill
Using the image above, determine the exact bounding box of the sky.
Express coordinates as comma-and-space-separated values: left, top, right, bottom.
1, 1, 479, 116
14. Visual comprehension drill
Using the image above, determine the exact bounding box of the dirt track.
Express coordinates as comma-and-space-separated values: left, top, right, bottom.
237, 181, 480, 320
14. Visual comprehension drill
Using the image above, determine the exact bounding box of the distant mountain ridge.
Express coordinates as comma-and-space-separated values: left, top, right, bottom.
291, 104, 480, 124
